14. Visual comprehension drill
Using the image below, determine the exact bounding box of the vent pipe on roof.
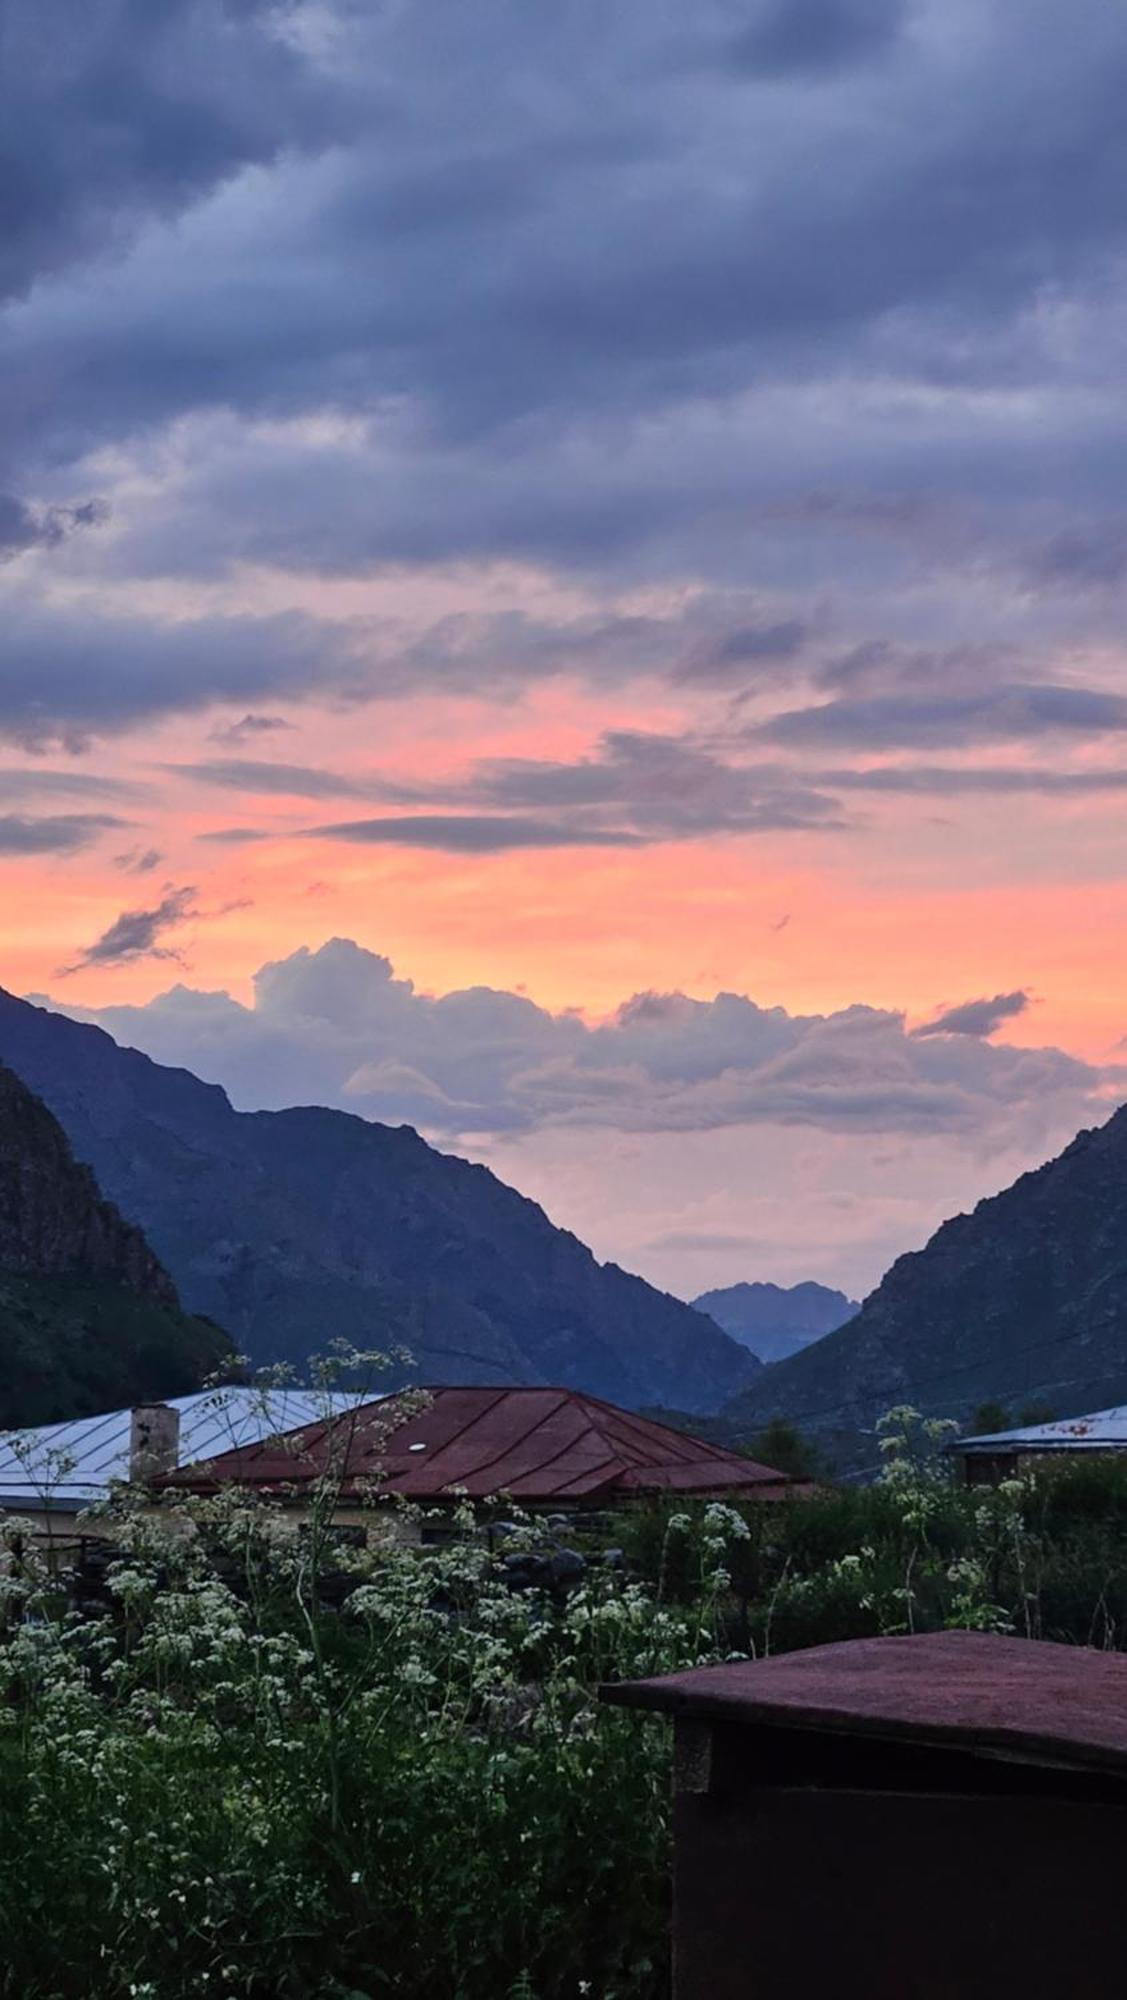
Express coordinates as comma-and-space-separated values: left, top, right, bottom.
129, 1403, 180, 1484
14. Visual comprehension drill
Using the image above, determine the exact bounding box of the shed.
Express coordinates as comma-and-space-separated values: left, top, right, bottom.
603, 1630, 1127, 1998
160, 1384, 793, 1509
954, 1402, 1127, 1484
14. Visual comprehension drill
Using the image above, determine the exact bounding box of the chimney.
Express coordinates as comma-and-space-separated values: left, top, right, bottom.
129, 1403, 180, 1484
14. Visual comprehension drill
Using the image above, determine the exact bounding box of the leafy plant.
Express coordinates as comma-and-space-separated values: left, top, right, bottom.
6, 1390, 1127, 1996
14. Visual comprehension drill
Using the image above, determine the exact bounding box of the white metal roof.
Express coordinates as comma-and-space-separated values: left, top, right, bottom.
958, 1405, 1127, 1455
0, 1388, 365, 1510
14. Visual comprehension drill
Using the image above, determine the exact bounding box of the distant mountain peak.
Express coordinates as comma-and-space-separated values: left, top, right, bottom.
691, 1278, 858, 1364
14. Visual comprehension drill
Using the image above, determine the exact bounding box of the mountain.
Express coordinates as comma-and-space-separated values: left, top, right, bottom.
0, 989, 759, 1414
722, 1104, 1127, 1463
0, 1062, 232, 1428
691, 1280, 859, 1363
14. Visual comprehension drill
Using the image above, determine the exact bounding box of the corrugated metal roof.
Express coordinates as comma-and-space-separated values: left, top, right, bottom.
165, 1385, 791, 1502
957, 1405, 1127, 1455
0, 1389, 365, 1510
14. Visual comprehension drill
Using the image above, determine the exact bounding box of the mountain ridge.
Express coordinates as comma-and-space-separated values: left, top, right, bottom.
0, 988, 758, 1414
722, 1105, 1127, 1460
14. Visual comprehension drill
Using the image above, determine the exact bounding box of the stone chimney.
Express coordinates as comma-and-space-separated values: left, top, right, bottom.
129, 1403, 181, 1484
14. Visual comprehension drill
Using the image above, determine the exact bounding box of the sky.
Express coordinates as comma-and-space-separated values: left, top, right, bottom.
4, 0, 1127, 1301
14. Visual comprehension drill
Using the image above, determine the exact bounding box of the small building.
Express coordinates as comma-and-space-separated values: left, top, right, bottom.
954, 1403, 1127, 1485
161, 1384, 794, 1521
602, 1631, 1127, 1998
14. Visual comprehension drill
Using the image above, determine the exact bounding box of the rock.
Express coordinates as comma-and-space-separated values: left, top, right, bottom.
547, 1548, 586, 1583
0, 1062, 234, 1427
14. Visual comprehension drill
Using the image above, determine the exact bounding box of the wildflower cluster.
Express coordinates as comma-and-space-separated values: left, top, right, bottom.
0, 1469, 739, 2000
6, 1388, 1127, 1997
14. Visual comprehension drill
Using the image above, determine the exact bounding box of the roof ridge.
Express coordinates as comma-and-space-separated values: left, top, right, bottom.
426, 1387, 572, 1488
573, 1388, 733, 1463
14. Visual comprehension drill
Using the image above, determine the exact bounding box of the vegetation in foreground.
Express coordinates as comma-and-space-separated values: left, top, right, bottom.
5, 1408, 1127, 1997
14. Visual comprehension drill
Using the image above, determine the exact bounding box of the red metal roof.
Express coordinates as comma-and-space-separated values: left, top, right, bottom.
601, 1631, 1127, 1775
163, 1385, 791, 1503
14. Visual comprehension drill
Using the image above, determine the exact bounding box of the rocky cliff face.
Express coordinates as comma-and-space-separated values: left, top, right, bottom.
0, 1063, 176, 1302
0, 990, 758, 1414
691, 1280, 858, 1363
723, 1105, 1127, 1463
0, 1061, 233, 1427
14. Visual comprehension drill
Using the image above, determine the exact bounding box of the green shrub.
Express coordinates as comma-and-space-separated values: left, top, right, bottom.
8, 1400, 1127, 1995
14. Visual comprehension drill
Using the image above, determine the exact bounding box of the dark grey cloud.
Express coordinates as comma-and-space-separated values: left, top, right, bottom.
0, 0, 339, 306
169, 758, 378, 799
0, 605, 367, 749
195, 826, 271, 844
1022, 524, 1127, 592
730, 0, 907, 77
0, 493, 106, 561
675, 620, 810, 684
915, 991, 1030, 1039
760, 683, 1127, 751
0, 811, 126, 855
5, 1, 1127, 747
299, 731, 845, 840
304, 814, 646, 853
62, 885, 197, 972
0, 591, 815, 743
327, 724, 1127, 849
645, 1230, 770, 1254
814, 640, 1002, 695
0, 765, 140, 803
7, 0, 1127, 543
816, 763, 1127, 796
450, 731, 843, 834
208, 712, 295, 746
113, 845, 163, 873
186, 730, 849, 849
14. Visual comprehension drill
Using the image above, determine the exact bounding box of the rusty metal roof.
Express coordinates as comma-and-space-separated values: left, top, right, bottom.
602, 1631, 1127, 1775
164, 1385, 791, 1502
957, 1405, 1127, 1454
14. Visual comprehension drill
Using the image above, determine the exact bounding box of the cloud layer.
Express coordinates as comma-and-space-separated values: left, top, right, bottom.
5, 2, 1127, 1293
7, 0, 1127, 744
55, 937, 1112, 1144
43, 937, 1122, 1298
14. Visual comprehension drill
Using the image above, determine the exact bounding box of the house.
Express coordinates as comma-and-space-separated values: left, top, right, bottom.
0, 1387, 364, 1539
954, 1404, 1127, 1485
159, 1384, 795, 1526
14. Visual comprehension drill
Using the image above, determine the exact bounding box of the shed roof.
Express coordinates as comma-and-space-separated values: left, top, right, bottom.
0, 1388, 364, 1511
602, 1631, 1127, 1777
163, 1385, 791, 1502
956, 1405, 1127, 1456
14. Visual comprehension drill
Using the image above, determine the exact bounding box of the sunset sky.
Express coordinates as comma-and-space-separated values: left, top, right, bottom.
5, 0, 1127, 1299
